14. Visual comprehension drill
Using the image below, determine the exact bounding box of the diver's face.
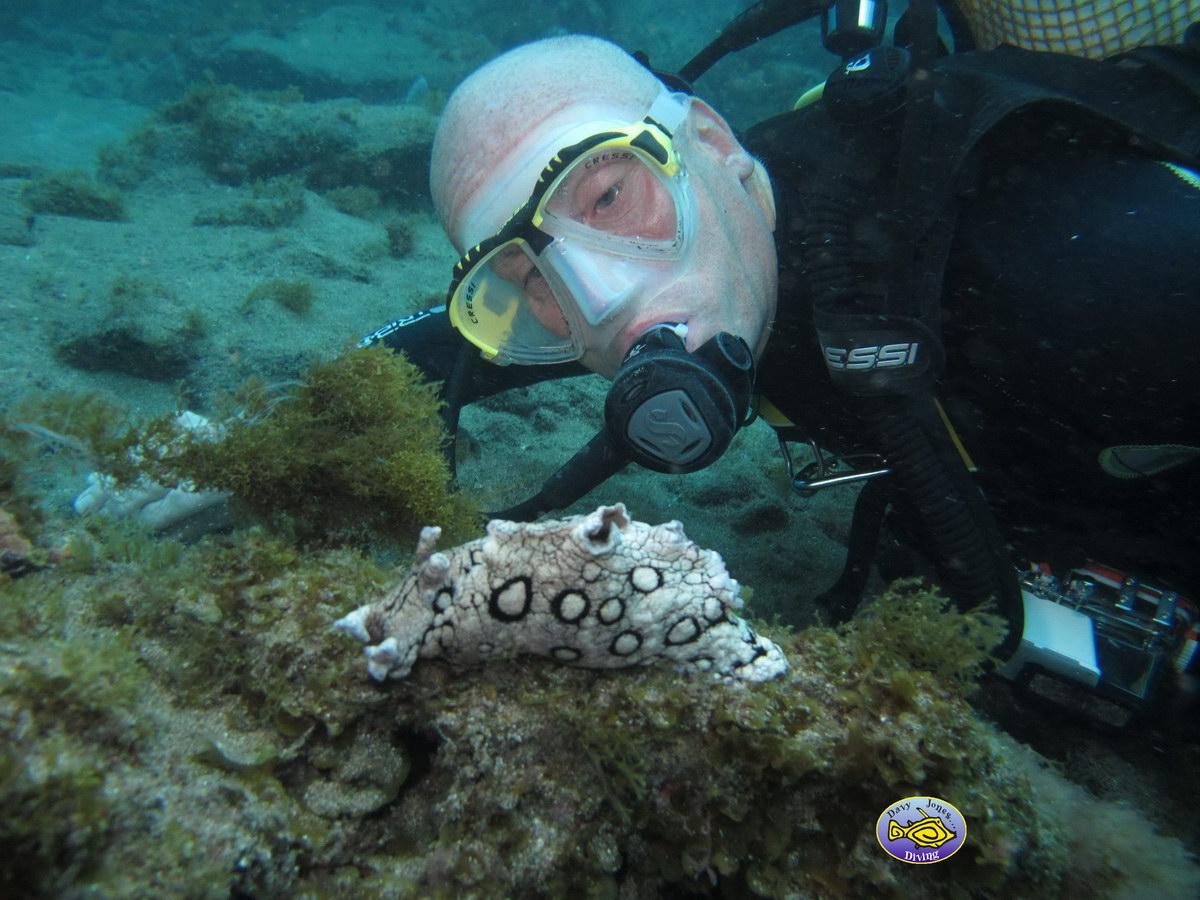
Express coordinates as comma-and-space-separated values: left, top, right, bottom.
575, 110, 778, 379
442, 96, 777, 373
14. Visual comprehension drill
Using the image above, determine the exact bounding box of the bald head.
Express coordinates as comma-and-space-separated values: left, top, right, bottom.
431, 35, 666, 251
430, 34, 780, 378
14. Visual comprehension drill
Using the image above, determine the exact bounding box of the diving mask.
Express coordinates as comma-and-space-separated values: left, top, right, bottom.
446, 90, 698, 365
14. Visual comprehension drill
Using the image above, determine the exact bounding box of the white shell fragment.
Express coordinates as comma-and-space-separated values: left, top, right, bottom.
334, 504, 788, 683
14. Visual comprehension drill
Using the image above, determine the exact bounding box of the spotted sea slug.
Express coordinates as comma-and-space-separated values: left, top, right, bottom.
334, 504, 788, 683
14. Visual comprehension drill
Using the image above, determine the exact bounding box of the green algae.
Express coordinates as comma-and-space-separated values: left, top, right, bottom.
323, 184, 382, 219
3, 390, 140, 484
0, 394, 1196, 898
242, 278, 316, 316
193, 175, 307, 229
0, 732, 112, 896
133, 345, 480, 548
842, 577, 1010, 692
1, 527, 1197, 897
3, 348, 478, 552
19, 171, 128, 222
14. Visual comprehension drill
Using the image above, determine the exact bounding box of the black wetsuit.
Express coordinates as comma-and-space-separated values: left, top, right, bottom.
750, 108, 1200, 593
367, 49, 1200, 596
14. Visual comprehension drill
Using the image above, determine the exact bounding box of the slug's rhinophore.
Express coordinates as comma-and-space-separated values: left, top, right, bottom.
334, 504, 788, 683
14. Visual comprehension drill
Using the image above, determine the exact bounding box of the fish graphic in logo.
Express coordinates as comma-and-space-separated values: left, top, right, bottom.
887, 808, 957, 849
876, 796, 967, 864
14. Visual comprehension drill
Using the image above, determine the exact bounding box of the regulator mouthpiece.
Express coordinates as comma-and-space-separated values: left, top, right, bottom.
604, 324, 755, 473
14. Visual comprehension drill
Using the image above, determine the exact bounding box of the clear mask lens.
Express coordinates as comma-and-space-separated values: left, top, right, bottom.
539, 146, 681, 246
448, 239, 578, 365
448, 114, 695, 365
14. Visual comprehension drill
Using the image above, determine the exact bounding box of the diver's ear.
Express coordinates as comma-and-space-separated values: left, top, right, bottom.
686, 98, 746, 168
686, 98, 776, 230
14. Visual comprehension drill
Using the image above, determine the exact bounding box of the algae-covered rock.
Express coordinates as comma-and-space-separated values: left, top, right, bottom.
0, 180, 34, 246
19, 171, 128, 222
192, 175, 308, 229
50, 274, 204, 382
203, 4, 489, 104
2, 522, 1196, 900
303, 726, 410, 818
112, 82, 438, 210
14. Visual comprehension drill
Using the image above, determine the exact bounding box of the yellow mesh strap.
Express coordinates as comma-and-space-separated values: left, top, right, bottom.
956, 0, 1200, 59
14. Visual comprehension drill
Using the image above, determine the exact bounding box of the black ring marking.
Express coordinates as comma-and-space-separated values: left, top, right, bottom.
609, 630, 643, 657
597, 597, 625, 625
629, 565, 663, 593
489, 576, 532, 622
551, 589, 590, 624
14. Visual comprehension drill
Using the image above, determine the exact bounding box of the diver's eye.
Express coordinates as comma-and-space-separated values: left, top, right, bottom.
595, 183, 620, 211
543, 153, 676, 240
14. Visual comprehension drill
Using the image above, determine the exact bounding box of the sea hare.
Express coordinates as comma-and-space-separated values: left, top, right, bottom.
335, 504, 788, 682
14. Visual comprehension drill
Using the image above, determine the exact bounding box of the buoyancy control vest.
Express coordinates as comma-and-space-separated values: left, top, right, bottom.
748, 42, 1200, 363
745, 38, 1200, 637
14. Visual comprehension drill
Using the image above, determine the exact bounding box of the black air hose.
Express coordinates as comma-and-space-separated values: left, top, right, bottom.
800, 146, 1023, 656
862, 392, 1024, 658
679, 0, 829, 83
816, 477, 892, 623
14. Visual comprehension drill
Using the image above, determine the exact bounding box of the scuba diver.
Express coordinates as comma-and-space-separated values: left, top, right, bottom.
74, 0, 1200, 729
356, 0, 1200, 729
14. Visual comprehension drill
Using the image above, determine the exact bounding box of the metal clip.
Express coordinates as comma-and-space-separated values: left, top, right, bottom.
778, 436, 891, 498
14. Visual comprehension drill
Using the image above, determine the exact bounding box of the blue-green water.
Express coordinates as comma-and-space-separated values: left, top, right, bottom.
1, 2, 1199, 897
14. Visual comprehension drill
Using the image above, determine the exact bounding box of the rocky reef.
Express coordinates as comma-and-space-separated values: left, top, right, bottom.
1, 358, 1196, 898
1, 517, 1197, 898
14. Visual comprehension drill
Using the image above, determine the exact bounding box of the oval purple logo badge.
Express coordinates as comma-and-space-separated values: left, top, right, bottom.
875, 796, 967, 864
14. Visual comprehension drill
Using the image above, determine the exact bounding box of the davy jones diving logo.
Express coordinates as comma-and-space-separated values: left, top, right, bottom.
875, 796, 966, 864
